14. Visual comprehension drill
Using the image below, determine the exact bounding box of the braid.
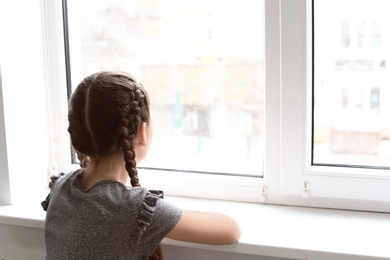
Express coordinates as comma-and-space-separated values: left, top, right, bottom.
118, 87, 147, 187
149, 245, 163, 260
118, 116, 140, 187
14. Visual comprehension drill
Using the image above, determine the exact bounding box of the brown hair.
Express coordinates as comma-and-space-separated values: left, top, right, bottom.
68, 71, 150, 186
68, 71, 162, 259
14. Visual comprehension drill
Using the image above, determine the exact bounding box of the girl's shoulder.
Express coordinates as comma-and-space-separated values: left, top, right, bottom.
51, 170, 79, 186
41, 170, 80, 211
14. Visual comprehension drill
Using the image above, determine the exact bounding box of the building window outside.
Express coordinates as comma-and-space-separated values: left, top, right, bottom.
313, 0, 390, 168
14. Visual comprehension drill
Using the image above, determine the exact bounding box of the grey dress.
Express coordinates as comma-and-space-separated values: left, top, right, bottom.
42, 170, 182, 260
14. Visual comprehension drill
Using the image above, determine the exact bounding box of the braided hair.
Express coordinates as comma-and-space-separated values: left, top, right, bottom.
68, 71, 163, 259
68, 71, 150, 187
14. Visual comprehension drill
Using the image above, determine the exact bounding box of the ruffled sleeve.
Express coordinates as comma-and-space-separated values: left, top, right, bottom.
41, 172, 65, 211
137, 190, 164, 230
135, 190, 182, 256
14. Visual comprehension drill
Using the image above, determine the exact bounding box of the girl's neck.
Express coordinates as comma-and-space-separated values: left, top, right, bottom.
78, 153, 129, 190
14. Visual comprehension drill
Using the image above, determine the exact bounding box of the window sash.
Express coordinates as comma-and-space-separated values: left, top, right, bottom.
65, 0, 265, 178
279, 0, 390, 212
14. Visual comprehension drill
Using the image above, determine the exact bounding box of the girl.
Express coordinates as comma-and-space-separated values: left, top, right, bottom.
42, 71, 240, 260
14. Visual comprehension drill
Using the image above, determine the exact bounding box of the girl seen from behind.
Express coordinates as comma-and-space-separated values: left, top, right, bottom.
42, 71, 240, 260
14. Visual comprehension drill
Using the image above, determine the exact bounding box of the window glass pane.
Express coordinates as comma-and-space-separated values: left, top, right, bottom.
313, 0, 390, 168
67, 0, 264, 176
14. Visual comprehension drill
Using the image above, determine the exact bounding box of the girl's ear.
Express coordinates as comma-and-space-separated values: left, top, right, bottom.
135, 122, 148, 146
134, 122, 152, 163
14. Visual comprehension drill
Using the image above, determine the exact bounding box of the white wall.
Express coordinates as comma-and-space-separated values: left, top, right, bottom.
0, 225, 46, 260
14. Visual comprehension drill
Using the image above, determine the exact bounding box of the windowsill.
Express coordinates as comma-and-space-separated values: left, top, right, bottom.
0, 196, 389, 260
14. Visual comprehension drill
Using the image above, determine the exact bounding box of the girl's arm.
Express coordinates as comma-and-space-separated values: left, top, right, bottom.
166, 210, 241, 245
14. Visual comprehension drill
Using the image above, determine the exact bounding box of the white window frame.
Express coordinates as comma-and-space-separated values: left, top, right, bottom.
0, 66, 11, 205
279, 0, 390, 212
0, 0, 55, 204
1, 0, 390, 213
63, 0, 274, 203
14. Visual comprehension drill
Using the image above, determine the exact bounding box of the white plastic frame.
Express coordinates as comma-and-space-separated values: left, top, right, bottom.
279, 0, 390, 212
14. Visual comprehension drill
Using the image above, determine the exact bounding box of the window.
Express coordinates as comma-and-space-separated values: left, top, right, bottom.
313, 0, 390, 168
279, 0, 390, 212
1, 0, 390, 212
371, 20, 382, 48
65, 0, 264, 178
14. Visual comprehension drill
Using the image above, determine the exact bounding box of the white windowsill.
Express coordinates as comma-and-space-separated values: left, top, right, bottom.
0, 196, 389, 260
